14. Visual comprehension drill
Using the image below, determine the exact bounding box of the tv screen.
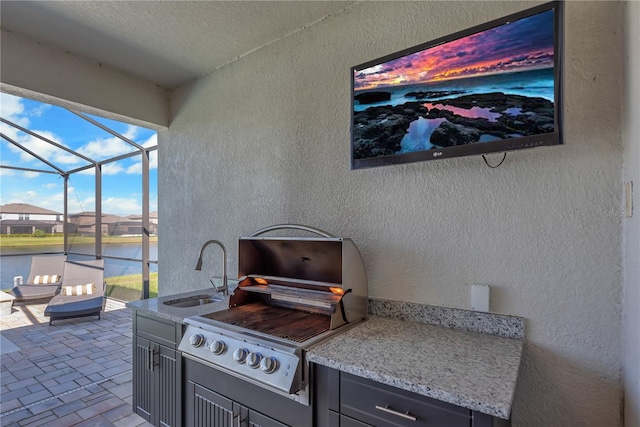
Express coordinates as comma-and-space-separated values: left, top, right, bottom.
351, 1, 563, 169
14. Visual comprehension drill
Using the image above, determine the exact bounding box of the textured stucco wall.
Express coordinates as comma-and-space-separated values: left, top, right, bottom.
623, 2, 640, 426
161, 2, 624, 425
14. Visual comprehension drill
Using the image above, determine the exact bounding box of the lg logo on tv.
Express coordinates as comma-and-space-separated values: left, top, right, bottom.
433, 151, 443, 157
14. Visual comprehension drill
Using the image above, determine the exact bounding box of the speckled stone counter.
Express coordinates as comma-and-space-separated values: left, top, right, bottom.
369, 297, 524, 339
125, 289, 231, 323
128, 290, 523, 419
307, 300, 524, 419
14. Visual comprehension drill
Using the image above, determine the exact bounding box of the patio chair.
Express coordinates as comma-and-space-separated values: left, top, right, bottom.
44, 259, 106, 325
8, 255, 66, 302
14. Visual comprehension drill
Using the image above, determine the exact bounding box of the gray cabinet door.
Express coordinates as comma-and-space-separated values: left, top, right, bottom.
133, 312, 182, 427
156, 344, 179, 427
133, 336, 154, 422
187, 381, 290, 427
189, 383, 240, 427
133, 335, 181, 427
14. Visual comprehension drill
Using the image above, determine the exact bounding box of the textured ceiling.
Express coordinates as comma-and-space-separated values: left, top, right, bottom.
0, 1, 354, 88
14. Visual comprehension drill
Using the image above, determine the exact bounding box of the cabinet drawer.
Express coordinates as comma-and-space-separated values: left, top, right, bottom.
340, 373, 471, 427
340, 414, 372, 427
135, 313, 182, 348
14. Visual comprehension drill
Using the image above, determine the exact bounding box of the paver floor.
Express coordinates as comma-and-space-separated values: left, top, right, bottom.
0, 299, 152, 427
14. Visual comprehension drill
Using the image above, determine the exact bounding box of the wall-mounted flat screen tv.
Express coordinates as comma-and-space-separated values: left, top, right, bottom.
351, 1, 563, 169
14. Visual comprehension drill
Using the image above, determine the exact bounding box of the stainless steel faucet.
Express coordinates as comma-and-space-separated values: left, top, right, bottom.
195, 240, 228, 295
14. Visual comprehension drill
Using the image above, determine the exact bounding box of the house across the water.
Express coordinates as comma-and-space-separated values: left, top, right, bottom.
0, 203, 63, 235
0, 203, 158, 236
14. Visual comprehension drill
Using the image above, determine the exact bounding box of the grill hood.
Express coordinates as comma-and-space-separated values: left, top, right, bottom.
231, 224, 368, 327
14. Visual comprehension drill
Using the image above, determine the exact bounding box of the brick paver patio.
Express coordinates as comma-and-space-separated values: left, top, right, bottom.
0, 299, 152, 427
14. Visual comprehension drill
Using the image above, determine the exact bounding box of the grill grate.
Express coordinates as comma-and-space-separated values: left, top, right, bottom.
202, 302, 331, 343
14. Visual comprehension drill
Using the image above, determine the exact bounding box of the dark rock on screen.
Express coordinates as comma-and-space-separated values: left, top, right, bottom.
354, 91, 392, 105
352, 92, 554, 160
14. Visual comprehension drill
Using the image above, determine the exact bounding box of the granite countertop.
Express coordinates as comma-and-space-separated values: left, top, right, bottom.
127, 290, 523, 419
125, 289, 231, 323
307, 315, 523, 419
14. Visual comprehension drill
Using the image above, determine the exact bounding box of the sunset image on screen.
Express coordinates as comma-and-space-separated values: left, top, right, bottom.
352, 8, 556, 161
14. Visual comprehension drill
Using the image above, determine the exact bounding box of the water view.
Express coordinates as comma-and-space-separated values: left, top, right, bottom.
1, 243, 158, 288
354, 68, 555, 113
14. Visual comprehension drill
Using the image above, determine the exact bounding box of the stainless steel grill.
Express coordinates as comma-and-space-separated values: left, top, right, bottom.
179, 224, 368, 403
201, 302, 331, 343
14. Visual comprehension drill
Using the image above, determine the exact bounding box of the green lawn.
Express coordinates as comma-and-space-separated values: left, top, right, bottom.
2, 272, 158, 301
0, 235, 158, 248
106, 272, 158, 300
2, 235, 159, 301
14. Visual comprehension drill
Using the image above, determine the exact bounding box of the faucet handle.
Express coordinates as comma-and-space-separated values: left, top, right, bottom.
209, 276, 229, 295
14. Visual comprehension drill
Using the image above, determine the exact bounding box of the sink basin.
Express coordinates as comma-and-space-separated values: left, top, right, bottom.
163, 294, 223, 308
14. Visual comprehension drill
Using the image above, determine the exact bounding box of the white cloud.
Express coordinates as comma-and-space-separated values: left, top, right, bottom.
48, 191, 65, 202
43, 183, 58, 189
149, 151, 158, 169
0, 168, 16, 176
38, 197, 64, 212
23, 171, 40, 178
29, 104, 51, 118
0, 187, 63, 213
123, 125, 139, 140
78, 138, 134, 159
125, 145, 158, 175
0, 94, 30, 142
103, 196, 141, 215
76, 124, 141, 160
126, 162, 142, 174
66, 186, 95, 212
102, 163, 125, 175
77, 167, 96, 176
4, 127, 80, 166
0, 93, 28, 125
67, 196, 95, 213
75, 163, 120, 176
142, 133, 157, 148
16, 190, 39, 202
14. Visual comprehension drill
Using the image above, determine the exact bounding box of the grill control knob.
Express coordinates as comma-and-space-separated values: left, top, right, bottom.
246, 352, 262, 369
209, 340, 226, 355
233, 348, 248, 364
260, 357, 278, 374
189, 334, 205, 348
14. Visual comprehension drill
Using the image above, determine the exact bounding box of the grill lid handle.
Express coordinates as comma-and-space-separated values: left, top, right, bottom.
248, 224, 335, 238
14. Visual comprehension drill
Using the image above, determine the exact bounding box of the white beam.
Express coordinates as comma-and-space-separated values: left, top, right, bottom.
0, 30, 169, 129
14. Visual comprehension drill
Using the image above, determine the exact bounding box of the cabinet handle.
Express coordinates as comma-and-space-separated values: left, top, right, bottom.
375, 405, 417, 421
147, 346, 154, 371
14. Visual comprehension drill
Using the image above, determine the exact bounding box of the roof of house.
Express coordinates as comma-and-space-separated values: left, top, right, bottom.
125, 212, 158, 221
0, 203, 62, 215
67, 212, 151, 226
3, 207, 157, 225
68, 212, 96, 217
0, 220, 62, 226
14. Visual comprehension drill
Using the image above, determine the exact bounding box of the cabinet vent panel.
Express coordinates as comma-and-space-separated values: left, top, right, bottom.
135, 342, 153, 418
195, 393, 234, 427
159, 352, 176, 426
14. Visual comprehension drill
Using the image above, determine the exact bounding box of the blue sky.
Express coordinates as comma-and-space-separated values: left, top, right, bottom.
0, 93, 157, 216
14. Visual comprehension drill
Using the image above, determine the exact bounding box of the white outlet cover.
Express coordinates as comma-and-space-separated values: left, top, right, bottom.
471, 284, 490, 312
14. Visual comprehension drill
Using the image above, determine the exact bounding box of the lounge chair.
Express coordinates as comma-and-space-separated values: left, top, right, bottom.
8, 255, 66, 302
44, 259, 106, 325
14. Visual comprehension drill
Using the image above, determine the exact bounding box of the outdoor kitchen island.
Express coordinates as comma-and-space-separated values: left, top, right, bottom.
127, 290, 523, 427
